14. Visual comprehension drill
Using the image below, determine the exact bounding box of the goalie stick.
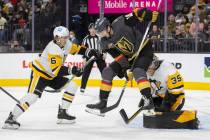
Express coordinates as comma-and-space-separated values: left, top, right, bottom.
0, 87, 20, 104
119, 105, 155, 124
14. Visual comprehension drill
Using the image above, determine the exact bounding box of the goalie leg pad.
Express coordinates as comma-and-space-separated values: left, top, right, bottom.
143, 110, 199, 129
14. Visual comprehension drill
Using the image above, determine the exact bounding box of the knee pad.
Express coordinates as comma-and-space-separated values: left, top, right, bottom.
133, 67, 147, 80
102, 66, 116, 82
64, 81, 78, 94
20, 93, 38, 106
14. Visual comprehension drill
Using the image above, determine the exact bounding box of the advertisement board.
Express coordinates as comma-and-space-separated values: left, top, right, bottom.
0, 53, 210, 90
88, 0, 173, 14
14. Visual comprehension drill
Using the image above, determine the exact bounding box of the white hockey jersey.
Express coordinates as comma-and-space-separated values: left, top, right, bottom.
31, 40, 81, 80
147, 60, 184, 98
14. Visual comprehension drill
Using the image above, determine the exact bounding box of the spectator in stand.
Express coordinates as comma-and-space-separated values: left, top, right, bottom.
167, 14, 176, 35
189, 17, 205, 38
197, 23, 207, 41
185, 23, 192, 38
175, 26, 183, 39
0, 13, 7, 44
179, 24, 189, 38
9, 40, 25, 52
149, 25, 161, 39
149, 25, 161, 51
206, 25, 210, 41
69, 30, 79, 44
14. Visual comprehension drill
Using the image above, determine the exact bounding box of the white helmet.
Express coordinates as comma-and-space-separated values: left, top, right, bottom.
53, 26, 69, 38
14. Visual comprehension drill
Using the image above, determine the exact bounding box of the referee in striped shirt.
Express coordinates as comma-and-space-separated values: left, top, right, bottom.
80, 23, 106, 93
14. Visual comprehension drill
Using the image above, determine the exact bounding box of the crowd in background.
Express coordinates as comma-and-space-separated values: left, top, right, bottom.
0, 0, 62, 52
149, 0, 210, 52
0, 0, 209, 52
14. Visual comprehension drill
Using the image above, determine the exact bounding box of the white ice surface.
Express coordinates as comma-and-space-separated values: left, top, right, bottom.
0, 87, 210, 140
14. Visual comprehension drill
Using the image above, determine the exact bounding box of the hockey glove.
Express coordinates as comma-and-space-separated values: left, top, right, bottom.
70, 66, 83, 77
152, 11, 159, 23
133, 8, 159, 22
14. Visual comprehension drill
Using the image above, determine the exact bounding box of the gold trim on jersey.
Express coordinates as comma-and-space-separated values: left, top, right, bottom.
69, 43, 81, 55
28, 73, 40, 93
31, 63, 53, 80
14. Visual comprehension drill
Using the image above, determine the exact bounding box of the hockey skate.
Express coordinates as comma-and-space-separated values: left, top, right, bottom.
139, 96, 156, 116
57, 105, 76, 124
2, 112, 20, 129
85, 100, 107, 117
80, 88, 85, 93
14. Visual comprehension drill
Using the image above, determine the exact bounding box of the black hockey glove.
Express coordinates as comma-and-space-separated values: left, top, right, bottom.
70, 66, 83, 77
85, 49, 100, 59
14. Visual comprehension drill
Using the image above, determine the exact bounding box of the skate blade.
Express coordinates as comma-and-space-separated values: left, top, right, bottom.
2, 123, 20, 130
85, 108, 105, 117
57, 119, 76, 124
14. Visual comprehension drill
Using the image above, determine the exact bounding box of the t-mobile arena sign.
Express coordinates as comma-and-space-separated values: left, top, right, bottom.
88, 0, 173, 14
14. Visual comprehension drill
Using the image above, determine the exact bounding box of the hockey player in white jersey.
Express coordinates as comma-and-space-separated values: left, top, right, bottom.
2, 26, 100, 129
141, 55, 185, 112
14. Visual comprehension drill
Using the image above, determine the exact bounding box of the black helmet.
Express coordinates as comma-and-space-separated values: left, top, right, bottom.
94, 17, 110, 33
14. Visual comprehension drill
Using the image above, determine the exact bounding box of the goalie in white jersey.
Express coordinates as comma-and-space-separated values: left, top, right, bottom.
3, 26, 100, 129
141, 55, 185, 112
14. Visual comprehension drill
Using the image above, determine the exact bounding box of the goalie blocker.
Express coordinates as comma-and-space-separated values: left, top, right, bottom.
143, 110, 199, 129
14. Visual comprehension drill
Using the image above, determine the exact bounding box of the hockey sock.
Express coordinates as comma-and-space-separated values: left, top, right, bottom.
100, 80, 112, 101
61, 91, 75, 109
12, 93, 38, 119
61, 82, 77, 109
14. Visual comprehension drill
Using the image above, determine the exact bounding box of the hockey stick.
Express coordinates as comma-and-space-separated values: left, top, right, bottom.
119, 0, 162, 123
44, 56, 96, 93
119, 106, 144, 124
100, 80, 128, 113
0, 86, 20, 104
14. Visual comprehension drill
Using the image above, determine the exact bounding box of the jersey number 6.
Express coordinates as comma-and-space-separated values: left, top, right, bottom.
51, 57, 56, 64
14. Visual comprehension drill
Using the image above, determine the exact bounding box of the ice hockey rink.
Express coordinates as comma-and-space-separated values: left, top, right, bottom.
0, 87, 210, 140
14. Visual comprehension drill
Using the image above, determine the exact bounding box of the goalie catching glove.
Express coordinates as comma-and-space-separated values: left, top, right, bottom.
69, 66, 83, 77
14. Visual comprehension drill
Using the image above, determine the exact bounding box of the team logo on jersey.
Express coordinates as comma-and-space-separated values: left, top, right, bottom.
149, 79, 163, 91
204, 57, 210, 78
115, 37, 134, 56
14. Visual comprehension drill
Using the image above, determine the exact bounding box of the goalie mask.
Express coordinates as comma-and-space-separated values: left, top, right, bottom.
148, 55, 160, 70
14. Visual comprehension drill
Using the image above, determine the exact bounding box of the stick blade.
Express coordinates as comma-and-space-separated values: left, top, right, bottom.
119, 109, 129, 124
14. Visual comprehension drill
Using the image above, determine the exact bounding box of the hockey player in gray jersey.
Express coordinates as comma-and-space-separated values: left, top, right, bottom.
85, 8, 159, 116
